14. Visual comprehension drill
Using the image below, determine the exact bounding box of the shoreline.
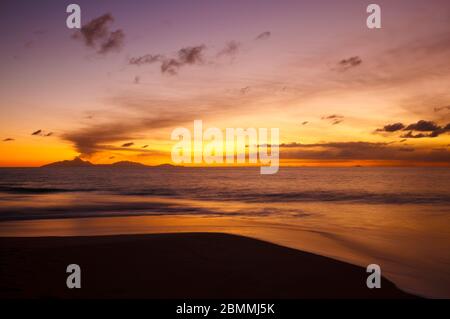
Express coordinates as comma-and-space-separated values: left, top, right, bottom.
0, 232, 416, 299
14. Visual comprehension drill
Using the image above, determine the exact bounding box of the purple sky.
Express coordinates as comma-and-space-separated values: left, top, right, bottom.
1, 0, 450, 166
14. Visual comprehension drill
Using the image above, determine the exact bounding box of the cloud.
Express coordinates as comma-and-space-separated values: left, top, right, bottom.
135, 152, 156, 158
434, 105, 450, 112
62, 83, 293, 157
129, 39, 242, 75
240, 86, 250, 95
162, 45, 206, 75
336, 56, 362, 71
217, 41, 241, 57
322, 114, 344, 120
400, 131, 429, 139
403, 120, 450, 138
375, 122, 405, 132
129, 54, 164, 66
31, 129, 42, 136
321, 114, 344, 125
76, 14, 113, 46
255, 31, 271, 41
400, 128, 449, 139
121, 142, 134, 147
376, 120, 450, 138
160, 58, 182, 75
62, 112, 189, 156
405, 120, 440, 131
73, 13, 124, 55
279, 141, 450, 162
178, 45, 206, 64
129, 45, 206, 75
98, 29, 124, 54
31, 129, 53, 137
2, 138, 14, 142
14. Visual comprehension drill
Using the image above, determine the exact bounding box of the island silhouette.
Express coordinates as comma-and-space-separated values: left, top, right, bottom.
41, 157, 177, 169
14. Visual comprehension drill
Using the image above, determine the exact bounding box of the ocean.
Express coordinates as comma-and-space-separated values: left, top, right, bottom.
0, 167, 449, 297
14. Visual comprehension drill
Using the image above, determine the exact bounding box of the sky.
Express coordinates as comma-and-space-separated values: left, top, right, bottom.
0, 0, 450, 167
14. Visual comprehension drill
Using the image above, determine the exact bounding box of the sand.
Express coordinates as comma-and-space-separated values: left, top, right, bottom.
0, 232, 416, 299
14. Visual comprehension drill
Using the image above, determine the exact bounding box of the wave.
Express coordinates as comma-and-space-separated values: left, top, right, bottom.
0, 200, 286, 222
1, 185, 449, 205
212, 190, 450, 205
0, 186, 95, 194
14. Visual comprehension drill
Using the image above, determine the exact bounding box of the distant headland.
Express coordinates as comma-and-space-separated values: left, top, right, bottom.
41, 157, 178, 169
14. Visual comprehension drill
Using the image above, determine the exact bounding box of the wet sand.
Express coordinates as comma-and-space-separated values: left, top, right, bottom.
0, 232, 415, 298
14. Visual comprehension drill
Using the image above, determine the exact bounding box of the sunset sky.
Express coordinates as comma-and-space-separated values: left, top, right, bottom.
1, 0, 450, 167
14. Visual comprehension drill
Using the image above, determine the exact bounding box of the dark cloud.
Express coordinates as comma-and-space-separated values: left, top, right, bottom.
98, 29, 124, 54
121, 142, 134, 147
129, 54, 163, 66
405, 120, 440, 131
161, 58, 182, 75
78, 14, 114, 46
160, 45, 206, 75
63, 125, 132, 155
130, 45, 206, 75
376, 120, 450, 138
322, 114, 344, 120
279, 141, 450, 162
403, 120, 449, 138
400, 131, 428, 139
376, 122, 405, 132
62, 113, 187, 156
2, 138, 14, 142
31, 130, 53, 137
321, 114, 344, 125
217, 41, 241, 57
73, 14, 124, 55
63, 86, 281, 157
336, 56, 362, 71
255, 31, 271, 41
32, 130, 42, 136
178, 45, 205, 64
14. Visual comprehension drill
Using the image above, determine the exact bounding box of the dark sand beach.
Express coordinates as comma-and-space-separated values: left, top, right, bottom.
0, 232, 415, 299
